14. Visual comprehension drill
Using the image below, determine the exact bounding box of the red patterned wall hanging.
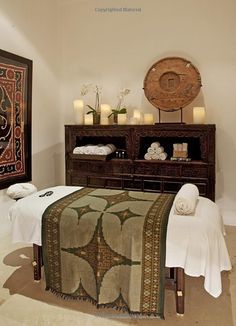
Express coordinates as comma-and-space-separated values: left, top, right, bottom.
0, 49, 32, 189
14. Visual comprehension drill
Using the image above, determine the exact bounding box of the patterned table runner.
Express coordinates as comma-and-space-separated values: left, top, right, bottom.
42, 188, 174, 318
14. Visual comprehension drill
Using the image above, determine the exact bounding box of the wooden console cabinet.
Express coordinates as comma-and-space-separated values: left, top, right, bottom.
65, 124, 215, 201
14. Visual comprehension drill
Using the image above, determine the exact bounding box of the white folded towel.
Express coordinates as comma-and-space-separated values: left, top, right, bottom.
7, 183, 38, 199
73, 146, 85, 154
144, 153, 152, 160
106, 144, 116, 152
150, 142, 160, 150
156, 146, 164, 154
174, 183, 199, 215
159, 152, 167, 160
83, 145, 97, 155
73, 144, 116, 155
95, 146, 112, 155
147, 147, 155, 154
152, 153, 160, 160
95, 144, 116, 155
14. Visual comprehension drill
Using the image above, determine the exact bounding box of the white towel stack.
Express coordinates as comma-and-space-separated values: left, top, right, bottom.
83, 145, 97, 155
96, 144, 116, 155
73, 146, 86, 154
73, 144, 116, 155
144, 142, 167, 160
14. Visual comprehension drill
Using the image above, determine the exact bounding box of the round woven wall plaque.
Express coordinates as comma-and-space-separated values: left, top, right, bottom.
143, 57, 202, 111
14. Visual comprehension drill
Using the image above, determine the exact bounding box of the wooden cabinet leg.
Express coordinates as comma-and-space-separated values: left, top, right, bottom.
175, 267, 185, 315
33, 244, 42, 281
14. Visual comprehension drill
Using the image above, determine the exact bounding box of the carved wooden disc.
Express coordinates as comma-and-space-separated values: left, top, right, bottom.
143, 57, 202, 111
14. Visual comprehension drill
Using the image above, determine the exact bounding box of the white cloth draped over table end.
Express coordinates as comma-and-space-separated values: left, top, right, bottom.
166, 196, 232, 298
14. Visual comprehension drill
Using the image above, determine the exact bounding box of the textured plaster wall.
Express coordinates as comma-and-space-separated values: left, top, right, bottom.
0, 0, 64, 228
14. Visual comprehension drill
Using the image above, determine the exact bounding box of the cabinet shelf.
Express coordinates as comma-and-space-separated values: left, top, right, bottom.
69, 153, 114, 161
134, 159, 208, 165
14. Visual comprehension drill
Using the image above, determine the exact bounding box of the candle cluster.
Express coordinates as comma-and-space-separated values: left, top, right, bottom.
73, 101, 207, 125
73, 83, 206, 126
72, 99, 155, 125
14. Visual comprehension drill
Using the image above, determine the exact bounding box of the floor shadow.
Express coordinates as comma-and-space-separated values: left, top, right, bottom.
2, 247, 138, 323
2, 246, 235, 325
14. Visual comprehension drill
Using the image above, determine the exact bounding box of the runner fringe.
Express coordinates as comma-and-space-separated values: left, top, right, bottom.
47, 287, 163, 319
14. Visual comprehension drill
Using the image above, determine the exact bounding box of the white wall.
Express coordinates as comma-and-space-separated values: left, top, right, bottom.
0, 0, 236, 225
0, 0, 64, 228
59, 0, 236, 224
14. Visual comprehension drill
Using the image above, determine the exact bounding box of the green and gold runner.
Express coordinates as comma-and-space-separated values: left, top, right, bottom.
42, 188, 175, 319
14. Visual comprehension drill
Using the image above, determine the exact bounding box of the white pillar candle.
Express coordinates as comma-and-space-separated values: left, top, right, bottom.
133, 110, 141, 123
129, 117, 138, 125
100, 104, 111, 117
143, 113, 154, 125
73, 99, 84, 124
84, 114, 93, 125
100, 116, 109, 125
133, 110, 141, 120
193, 107, 206, 124
118, 114, 127, 125
140, 112, 144, 124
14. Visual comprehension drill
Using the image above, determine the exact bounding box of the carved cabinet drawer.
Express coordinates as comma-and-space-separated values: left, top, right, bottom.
158, 164, 181, 177
134, 163, 157, 175
181, 165, 208, 178
112, 162, 131, 174
70, 175, 87, 186
71, 161, 89, 173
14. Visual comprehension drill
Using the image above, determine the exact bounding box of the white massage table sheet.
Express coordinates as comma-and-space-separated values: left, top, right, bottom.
9, 186, 231, 298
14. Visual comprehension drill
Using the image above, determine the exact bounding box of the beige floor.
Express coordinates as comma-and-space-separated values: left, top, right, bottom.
0, 226, 235, 326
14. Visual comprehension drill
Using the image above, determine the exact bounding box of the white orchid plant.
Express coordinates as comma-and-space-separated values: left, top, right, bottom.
80, 85, 130, 121
108, 88, 131, 118
81, 84, 102, 116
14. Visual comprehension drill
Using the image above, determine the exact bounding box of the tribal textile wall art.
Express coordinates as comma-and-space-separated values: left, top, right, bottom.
0, 49, 32, 189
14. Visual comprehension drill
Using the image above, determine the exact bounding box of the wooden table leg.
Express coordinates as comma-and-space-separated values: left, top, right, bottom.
33, 244, 42, 281
175, 267, 185, 315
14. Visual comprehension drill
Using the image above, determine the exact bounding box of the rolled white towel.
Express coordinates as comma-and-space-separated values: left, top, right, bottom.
150, 142, 160, 150
95, 145, 113, 155
106, 144, 116, 152
7, 183, 37, 199
73, 146, 85, 154
144, 153, 152, 160
156, 146, 164, 154
174, 183, 199, 215
83, 145, 97, 155
159, 152, 167, 160
152, 153, 160, 160
147, 147, 155, 154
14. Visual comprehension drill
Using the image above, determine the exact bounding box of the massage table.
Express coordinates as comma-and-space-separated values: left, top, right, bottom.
8, 186, 232, 316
